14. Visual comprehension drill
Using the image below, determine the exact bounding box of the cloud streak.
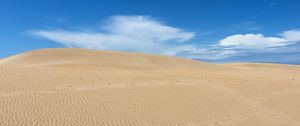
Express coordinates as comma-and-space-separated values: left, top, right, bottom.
29, 15, 195, 55
29, 15, 300, 63
181, 29, 300, 60
219, 33, 292, 48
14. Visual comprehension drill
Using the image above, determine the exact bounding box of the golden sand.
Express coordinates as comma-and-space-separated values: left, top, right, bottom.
0, 48, 299, 126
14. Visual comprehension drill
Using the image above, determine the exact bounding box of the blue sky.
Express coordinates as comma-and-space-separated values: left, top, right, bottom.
1, 0, 300, 64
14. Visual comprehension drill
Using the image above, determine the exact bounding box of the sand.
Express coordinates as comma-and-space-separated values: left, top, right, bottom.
0, 48, 299, 126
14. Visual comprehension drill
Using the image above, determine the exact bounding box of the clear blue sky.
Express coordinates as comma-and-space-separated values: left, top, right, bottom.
1, 0, 300, 64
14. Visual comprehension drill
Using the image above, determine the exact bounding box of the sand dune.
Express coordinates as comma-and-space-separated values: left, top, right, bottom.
0, 48, 299, 126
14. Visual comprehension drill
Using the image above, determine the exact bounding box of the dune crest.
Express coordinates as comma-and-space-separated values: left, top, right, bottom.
0, 48, 299, 126
0, 48, 216, 70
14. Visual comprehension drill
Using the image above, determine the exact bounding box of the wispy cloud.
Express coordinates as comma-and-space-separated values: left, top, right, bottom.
269, 2, 278, 7
219, 34, 289, 48
218, 29, 300, 49
280, 29, 300, 41
182, 29, 300, 60
29, 15, 300, 63
231, 22, 263, 31
198, 30, 215, 36
29, 15, 195, 55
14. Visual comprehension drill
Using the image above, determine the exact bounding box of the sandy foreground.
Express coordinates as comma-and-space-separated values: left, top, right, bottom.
0, 48, 300, 126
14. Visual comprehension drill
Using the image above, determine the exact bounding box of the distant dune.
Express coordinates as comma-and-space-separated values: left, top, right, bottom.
0, 48, 300, 126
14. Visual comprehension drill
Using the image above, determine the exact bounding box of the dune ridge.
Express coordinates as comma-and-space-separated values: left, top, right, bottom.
0, 48, 300, 126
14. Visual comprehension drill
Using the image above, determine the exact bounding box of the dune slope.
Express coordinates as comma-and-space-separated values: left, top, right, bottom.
0, 48, 300, 126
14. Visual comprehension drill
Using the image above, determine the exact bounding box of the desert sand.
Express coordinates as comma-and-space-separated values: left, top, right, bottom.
0, 48, 300, 126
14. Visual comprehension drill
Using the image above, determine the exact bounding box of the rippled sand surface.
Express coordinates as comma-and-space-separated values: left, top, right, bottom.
1, 48, 300, 126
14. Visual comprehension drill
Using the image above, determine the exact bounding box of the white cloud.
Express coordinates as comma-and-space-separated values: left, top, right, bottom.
106, 16, 194, 42
218, 34, 289, 48
182, 30, 300, 60
218, 29, 300, 49
29, 16, 300, 61
280, 30, 300, 42
30, 15, 195, 55
183, 48, 240, 60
